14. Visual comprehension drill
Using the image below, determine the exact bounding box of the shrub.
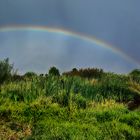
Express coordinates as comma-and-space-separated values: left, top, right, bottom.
99, 73, 134, 102
129, 69, 140, 83
0, 58, 13, 85
23, 72, 38, 79
49, 66, 60, 76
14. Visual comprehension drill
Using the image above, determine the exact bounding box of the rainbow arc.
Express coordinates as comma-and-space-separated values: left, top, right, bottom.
0, 25, 139, 67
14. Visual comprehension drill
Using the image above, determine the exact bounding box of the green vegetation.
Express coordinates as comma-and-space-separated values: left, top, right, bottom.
49, 66, 60, 76
0, 58, 140, 139
129, 69, 140, 83
0, 58, 13, 85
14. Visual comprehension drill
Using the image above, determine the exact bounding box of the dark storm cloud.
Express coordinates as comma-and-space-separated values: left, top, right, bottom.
0, 0, 140, 62
0, 0, 63, 25
0, 0, 140, 73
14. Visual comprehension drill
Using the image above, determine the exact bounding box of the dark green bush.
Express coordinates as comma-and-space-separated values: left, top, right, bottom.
129, 69, 140, 83
99, 73, 134, 102
0, 58, 13, 85
49, 66, 60, 76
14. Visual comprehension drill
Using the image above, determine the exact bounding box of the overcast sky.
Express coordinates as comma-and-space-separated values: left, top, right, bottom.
0, 0, 140, 74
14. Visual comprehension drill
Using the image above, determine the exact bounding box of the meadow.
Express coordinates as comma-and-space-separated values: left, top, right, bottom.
0, 59, 140, 139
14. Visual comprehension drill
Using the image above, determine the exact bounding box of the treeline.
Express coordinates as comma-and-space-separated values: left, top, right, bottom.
63, 68, 104, 79
0, 58, 140, 84
1, 58, 140, 110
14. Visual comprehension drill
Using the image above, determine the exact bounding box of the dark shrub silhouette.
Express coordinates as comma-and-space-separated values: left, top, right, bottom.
49, 66, 60, 76
0, 58, 13, 85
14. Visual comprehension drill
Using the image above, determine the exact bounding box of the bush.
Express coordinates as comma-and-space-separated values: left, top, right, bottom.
49, 67, 60, 76
129, 69, 140, 83
0, 58, 13, 85
99, 73, 134, 102
23, 72, 38, 79
74, 94, 87, 109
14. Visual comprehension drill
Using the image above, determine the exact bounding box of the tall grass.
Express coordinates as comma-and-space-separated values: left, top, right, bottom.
0, 73, 140, 139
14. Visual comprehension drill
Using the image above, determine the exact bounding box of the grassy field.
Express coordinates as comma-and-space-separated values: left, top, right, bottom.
0, 71, 140, 139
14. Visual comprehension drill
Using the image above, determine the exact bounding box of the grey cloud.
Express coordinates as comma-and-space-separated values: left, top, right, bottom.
0, 0, 140, 72
0, 31, 137, 74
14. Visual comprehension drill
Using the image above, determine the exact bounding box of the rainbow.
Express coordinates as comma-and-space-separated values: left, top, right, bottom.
0, 25, 139, 67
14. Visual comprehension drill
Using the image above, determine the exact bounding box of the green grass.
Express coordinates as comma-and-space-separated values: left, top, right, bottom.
0, 74, 140, 139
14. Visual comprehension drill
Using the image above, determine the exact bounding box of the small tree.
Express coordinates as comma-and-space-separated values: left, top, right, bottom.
129, 69, 140, 76
24, 72, 37, 78
0, 58, 13, 85
129, 69, 140, 83
49, 66, 60, 76
72, 68, 78, 72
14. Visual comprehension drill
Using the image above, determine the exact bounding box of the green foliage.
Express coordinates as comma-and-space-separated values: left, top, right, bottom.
49, 66, 60, 76
74, 93, 87, 109
98, 73, 135, 102
0, 58, 13, 85
24, 71, 38, 79
0, 61, 140, 139
63, 67, 104, 79
129, 69, 140, 83
130, 69, 140, 76
119, 112, 140, 129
